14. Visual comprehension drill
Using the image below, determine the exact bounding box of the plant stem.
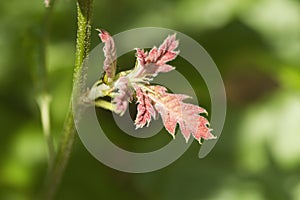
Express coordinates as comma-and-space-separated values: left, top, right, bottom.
37, 0, 57, 167
39, 0, 93, 199
37, 94, 55, 167
94, 99, 115, 111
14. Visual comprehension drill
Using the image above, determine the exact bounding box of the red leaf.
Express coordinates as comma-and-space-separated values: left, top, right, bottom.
127, 34, 179, 84
135, 88, 158, 128
97, 29, 117, 83
147, 33, 179, 64
147, 85, 215, 143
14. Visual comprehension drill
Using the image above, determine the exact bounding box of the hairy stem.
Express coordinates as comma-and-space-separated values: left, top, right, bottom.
39, 0, 93, 199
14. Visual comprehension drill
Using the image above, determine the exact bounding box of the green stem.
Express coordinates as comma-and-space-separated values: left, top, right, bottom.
94, 99, 115, 111
39, 0, 93, 199
36, 0, 57, 167
37, 94, 55, 167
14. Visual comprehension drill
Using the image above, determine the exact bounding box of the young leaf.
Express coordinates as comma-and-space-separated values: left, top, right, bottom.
146, 85, 215, 143
97, 29, 117, 84
135, 87, 158, 128
112, 76, 133, 116
86, 30, 216, 145
127, 34, 179, 84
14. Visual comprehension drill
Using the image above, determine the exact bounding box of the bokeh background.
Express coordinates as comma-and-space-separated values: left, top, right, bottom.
1, 0, 300, 199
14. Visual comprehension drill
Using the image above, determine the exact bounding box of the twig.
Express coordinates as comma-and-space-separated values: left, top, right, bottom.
38, 0, 94, 199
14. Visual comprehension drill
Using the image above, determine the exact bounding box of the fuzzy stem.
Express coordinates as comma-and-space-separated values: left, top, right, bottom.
39, 0, 93, 199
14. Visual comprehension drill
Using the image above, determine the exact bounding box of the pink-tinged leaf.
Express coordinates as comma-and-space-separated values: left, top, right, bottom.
127, 34, 179, 84
97, 29, 117, 83
147, 33, 179, 64
112, 77, 133, 116
147, 85, 215, 143
135, 88, 158, 129
193, 116, 214, 141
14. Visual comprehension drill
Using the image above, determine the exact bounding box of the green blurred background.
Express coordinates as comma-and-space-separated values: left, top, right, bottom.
1, 0, 300, 199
